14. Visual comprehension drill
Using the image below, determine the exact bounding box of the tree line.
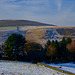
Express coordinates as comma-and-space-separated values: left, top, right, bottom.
0, 33, 75, 63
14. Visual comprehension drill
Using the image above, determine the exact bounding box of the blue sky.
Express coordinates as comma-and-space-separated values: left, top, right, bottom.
0, 0, 75, 26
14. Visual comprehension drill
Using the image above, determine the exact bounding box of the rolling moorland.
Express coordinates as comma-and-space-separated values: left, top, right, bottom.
0, 21, 74, 50
0, 26, 75, 46
0, 20, 75, 46
0, 20, 55, 44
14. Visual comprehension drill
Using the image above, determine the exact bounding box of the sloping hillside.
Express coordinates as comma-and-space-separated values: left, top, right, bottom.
25, 28, 62, 47
0, 20, 54, 27
25, 26, 75, 46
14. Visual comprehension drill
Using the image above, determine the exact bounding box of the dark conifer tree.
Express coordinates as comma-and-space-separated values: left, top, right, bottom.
45, 40, 51, 51
3, 33, 26, 60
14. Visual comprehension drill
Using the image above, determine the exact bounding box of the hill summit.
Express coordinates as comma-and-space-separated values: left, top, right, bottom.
0, 20, 54, 27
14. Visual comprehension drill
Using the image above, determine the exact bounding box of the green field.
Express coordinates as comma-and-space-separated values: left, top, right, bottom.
0, 26, 17, 30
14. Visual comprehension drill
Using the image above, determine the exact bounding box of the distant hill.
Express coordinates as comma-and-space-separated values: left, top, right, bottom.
0, 20, 55, 27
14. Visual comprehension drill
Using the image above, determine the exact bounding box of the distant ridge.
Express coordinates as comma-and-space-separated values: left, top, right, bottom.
0, 20, 55, 27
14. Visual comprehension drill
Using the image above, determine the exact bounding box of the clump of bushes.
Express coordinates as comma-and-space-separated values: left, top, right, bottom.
23, 41, 44, 63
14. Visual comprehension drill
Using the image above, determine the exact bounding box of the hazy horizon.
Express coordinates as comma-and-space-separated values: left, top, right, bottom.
0, 0, 75, 26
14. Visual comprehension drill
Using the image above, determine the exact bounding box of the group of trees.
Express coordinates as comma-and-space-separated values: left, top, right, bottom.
45, 37, 74, 63
0, 33, 75, 63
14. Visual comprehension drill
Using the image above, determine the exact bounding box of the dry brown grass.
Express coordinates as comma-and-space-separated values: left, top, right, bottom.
25, 28, 47, 45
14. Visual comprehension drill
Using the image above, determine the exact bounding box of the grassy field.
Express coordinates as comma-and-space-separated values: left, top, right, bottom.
0, 26, 17, 30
